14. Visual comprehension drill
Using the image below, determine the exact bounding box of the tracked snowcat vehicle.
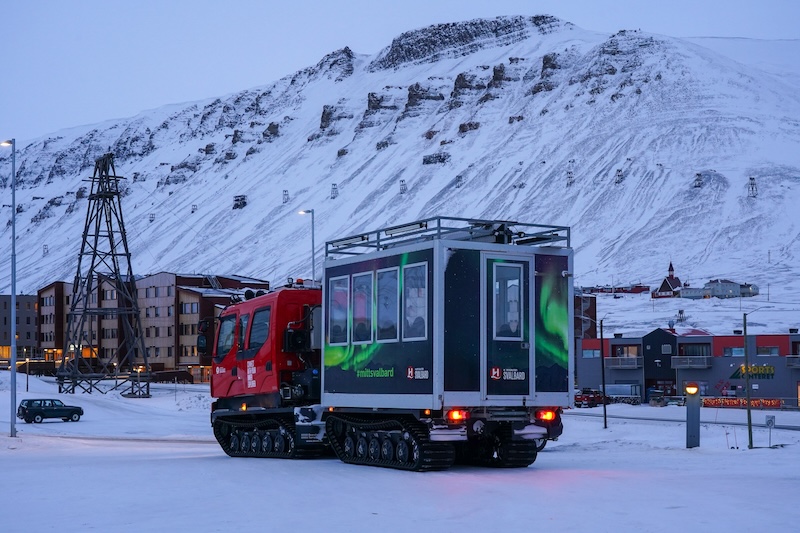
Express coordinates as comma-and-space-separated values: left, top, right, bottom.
203, 217, 573, 471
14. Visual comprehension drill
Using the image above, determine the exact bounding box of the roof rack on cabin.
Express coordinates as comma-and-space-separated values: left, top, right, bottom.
324, 216, 570, 258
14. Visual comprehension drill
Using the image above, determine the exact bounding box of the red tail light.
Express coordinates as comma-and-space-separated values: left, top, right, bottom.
536, 409, 556, 422
446, 409, 470, 422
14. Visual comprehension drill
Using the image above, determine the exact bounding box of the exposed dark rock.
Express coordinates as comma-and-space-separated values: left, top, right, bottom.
369, 16, 567, 70
337, 148, 348, 157
541, 53, 560, 77
424, 130, 438, 140
319, 105, 353, 131
458, 122, 480, 134
406, 83, 445, 108
203, 143, 216, 155
508, 115, 524, 124
478, 93, 497, 104
262, 122, 280, 141
313, 47, 355, 82
320, 105, 335, 130
423, 152, 450, 164
232, 129, 244, 144
531, 81, 556, 95
376, 140, 390, 151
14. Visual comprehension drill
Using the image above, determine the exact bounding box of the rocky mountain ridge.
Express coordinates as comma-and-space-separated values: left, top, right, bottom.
1, 15, 798, 313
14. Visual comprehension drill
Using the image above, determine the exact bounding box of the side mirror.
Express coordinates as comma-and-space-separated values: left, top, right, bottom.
198, 319, 210, 334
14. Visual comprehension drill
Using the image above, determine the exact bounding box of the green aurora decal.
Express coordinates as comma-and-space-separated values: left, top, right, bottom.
534, 254, 569, 392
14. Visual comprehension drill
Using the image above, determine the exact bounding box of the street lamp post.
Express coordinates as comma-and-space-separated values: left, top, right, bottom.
742, 307, 765, 449
1, 138, 16, 438
579, 312, 609, 429
298, 209, 316, 282
26, 357, 29, 392
600, 318, 608, 429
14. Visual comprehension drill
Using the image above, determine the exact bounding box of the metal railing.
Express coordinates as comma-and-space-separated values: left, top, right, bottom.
671, 355, 713, 368
786, 356, 800, 368
604, 356, 643, 369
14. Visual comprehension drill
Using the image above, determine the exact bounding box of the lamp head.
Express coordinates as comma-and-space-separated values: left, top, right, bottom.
685, 382, 699, 395
298, 209, 314, 215
1, 139, 14, 147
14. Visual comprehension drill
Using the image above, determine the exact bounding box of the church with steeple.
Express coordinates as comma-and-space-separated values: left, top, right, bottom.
651, 262, 683, 298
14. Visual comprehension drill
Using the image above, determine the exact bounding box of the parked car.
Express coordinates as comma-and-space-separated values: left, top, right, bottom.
17, 399, 83, 423
574, 388, 611, 408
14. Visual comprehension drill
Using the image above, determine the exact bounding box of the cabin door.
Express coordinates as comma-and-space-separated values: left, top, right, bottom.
482, 254, 533, 400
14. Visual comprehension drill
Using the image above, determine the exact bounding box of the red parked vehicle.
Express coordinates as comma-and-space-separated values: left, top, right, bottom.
574, 388, 610, 408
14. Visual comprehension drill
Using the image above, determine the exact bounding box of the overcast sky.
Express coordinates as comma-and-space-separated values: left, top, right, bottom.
2, 0, 798, 142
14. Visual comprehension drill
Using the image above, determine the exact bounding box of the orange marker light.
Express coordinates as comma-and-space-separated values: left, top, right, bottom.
240, 403, 247, 411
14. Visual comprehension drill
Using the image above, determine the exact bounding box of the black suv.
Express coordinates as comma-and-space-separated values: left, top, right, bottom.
17, 399, 83, 423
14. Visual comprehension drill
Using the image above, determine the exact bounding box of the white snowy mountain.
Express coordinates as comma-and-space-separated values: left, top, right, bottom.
1, 15, 799, 333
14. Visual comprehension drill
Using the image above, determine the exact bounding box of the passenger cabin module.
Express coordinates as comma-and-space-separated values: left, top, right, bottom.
204, 217, 573, 471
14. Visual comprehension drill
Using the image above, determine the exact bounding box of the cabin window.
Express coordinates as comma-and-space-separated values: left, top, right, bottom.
352, 273, 373, 344
402, 262, 427, 341
248, 307, 271, 352
238, 314, 250, 351
215, 315, 236, 361
494, 263, 523, 340
376, 268, 399, 342
329, 276, 350, 345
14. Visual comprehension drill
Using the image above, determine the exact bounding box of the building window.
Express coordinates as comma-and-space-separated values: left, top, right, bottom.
680, 344, 710, 356
614, 345, 639, 357
661, 344, 672, 355
582, 349, 600, 358
723, 347, 745, 357
756, 346, 779, 356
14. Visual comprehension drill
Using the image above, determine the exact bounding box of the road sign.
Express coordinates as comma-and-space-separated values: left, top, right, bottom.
766, 415, 775, 428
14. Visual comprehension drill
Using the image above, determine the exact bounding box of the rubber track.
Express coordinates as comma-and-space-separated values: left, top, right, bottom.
213, 414, 325, 459
460, 423, 538, 468
326, 414, 455, 472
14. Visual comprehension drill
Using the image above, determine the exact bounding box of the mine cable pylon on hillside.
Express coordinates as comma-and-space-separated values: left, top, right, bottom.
58, 153, 150, 397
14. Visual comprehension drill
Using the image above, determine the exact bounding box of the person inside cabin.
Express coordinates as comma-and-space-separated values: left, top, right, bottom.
405, 303, 425, 338
497, 313, 520, 338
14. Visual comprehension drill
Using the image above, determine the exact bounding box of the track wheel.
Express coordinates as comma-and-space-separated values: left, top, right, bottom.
356, 436, 369, 459
381, 438, 394, 461
240, 432, 251, 454
262, 433, 273, 454
343, 435, 355, 458
274, 433, 286, 453
251, 432, 261, 455
230, 432, 240, 453
368, 437, 381, 461
396, 441, 410, 463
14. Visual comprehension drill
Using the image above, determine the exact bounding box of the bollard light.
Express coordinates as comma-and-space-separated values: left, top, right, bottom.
685, 381, 701, 448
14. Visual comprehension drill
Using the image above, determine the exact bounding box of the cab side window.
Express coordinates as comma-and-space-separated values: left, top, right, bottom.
248, 307, 271, 352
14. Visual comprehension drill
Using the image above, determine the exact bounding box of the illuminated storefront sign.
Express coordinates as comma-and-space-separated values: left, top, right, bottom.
729, 365, 775, 380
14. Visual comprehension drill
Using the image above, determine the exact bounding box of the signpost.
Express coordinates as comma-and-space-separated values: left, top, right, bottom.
766, 415, 776, 448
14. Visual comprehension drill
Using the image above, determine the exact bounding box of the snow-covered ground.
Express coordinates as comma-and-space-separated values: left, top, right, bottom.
2, 370, 799, 532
